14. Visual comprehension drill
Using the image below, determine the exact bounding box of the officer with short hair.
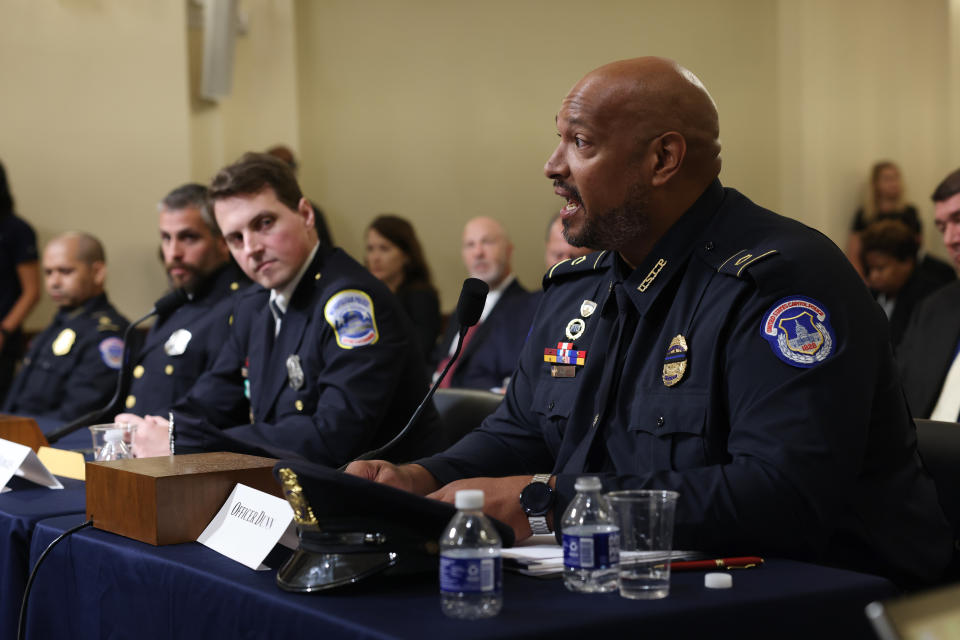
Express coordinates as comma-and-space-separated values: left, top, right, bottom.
122, 183, 247, 416
3, 232, 129, 421
348, 57, 952, 587
126, 153, 443, 466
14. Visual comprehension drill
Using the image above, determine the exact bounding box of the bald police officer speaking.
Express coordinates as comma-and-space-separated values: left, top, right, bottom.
3, 232, 129, 422
129, 153, 442, 466
121, 184, 247, 416
348, 57, 952, 586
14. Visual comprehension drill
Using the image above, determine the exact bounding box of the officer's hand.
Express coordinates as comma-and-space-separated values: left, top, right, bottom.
129, 414, 171, 458
344, 460, 440, 495
427, 476, 533, 541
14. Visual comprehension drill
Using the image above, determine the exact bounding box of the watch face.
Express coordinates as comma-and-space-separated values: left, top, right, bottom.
520, 482, 553, 516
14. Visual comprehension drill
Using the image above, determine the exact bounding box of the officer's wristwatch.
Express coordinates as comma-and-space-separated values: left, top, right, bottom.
519, 473, 554, 535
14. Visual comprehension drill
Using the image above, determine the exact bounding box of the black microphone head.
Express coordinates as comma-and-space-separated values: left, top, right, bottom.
456, 278, 488, 328
153, 288, 189, 317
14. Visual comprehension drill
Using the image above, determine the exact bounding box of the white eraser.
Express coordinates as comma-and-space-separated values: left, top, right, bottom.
704, 572, 733, 589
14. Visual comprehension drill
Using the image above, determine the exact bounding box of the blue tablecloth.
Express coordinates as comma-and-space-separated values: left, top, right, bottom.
22, 514, 898, 639
0, 478, 86, 640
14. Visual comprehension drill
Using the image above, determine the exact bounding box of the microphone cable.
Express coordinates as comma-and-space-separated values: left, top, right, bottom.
17, 518, 94, 640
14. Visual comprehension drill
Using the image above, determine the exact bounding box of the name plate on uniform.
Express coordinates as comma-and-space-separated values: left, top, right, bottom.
197, 483, 296, 570
0, 438, 64, 491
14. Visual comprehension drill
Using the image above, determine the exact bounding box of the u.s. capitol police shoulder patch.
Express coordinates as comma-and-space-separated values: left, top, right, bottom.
761, 296, 835, 368
98, 337, 125, 370
324, 289, 379, 349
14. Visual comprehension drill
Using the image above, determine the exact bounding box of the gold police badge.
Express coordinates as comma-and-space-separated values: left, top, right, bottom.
662, 334, 688, 387
52, 329, 76, 356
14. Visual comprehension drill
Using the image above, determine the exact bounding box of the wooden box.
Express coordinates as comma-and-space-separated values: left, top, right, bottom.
0, 414, 49, 452
86, 452, 282, 546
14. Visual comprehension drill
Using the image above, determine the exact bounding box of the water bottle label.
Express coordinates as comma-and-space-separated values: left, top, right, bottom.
563, 530, 620, 569
439, 556, 502, 594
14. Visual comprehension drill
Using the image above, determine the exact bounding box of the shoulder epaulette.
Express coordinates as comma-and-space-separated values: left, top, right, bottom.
716, 248, 779, 279
543, 250, 612, 288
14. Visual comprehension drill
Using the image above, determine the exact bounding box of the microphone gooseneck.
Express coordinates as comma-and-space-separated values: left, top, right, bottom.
343, 278, 489, 468
45, 288, 189, 444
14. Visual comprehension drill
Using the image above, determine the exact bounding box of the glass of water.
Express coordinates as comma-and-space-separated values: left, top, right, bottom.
606, 490, 679, 599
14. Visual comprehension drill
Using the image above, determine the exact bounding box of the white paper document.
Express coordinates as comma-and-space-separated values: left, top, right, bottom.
197, 483, 296, 570
503, 535, 699, 577
0, 438, 64, 491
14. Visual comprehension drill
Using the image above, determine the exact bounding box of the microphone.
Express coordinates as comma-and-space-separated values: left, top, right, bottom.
46, 288, 189, 444
343, 277, 489, 468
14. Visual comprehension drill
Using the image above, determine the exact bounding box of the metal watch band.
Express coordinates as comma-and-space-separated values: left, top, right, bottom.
527, 473, 552, 534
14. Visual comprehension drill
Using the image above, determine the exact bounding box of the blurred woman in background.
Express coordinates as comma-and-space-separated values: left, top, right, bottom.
364, 214, 441, 361
0, 160, 40, 403
847, 161, 920, 279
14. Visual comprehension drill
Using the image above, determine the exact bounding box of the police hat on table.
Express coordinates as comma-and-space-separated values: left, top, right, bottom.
274, 459, 515, 593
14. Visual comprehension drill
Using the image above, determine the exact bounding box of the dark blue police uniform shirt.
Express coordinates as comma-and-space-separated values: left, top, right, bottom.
124, 262, 248, 416
170, 246, 444, 466
2, 293, 129, 421
418, 179, 952, 586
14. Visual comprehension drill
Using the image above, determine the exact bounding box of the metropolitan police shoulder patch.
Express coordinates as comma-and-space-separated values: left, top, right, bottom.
761, 296, 835, 368
324, 289, 379, 349
99, 336, 125, 369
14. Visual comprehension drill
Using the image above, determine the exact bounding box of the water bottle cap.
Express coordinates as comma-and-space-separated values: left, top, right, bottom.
454, 489, 484, 510
104, 429, 124, 443
574, 476, 602, 491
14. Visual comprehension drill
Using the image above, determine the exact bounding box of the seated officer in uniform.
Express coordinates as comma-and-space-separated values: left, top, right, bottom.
129, 153, 442, 466
119, 183, 247, 416
348, 57, 952, 586
3, 232, 129, 421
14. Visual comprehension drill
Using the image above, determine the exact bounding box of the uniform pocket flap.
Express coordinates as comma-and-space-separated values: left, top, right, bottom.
628, 390, 708, 436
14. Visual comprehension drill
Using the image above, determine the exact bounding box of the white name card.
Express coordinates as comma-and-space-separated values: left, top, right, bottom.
197, 483, 296, 570
0, 438, 64, 491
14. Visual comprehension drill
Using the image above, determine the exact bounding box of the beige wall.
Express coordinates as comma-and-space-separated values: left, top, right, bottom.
3, 0, 959, 326
777, 0, 954, 257
1, 0, 192, 329
294, 0, 781, 310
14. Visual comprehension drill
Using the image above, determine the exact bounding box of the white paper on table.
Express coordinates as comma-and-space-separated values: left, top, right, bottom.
503, 539, 699, 577
0, 438, 64, 491
197, 483, 296, 570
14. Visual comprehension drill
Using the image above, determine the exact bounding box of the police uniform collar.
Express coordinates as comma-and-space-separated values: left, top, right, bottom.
272, 242, 320, 314
619, 179, 724, 314
57, 292, 109, 320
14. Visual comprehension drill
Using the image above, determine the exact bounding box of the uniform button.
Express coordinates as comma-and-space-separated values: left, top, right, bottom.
656, 416, 665, 428
133, 365, 145, 379
295, 400, 304, 412
704, 241, 714, 252
548, 401, 555, 410
165, 365, 174, 375
229, 314, 234, 325
230, 282, 239, 291
125, 395, 136, 409
592, 414, 600, 428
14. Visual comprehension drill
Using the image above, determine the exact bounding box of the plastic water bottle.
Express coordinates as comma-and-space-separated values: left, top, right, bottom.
439, 489, 503, 619
96, 429, 131, 461
561, 476, 619, 593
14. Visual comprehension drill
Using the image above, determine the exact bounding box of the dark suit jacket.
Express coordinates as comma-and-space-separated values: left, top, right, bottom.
897, 281, 960, 418
880, 268, 948, 348
432, 278, 538, 390
172, 246, 444, 466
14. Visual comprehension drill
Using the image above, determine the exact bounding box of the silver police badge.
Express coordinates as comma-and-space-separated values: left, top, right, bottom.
580, 300, 597, 317
286, 354, 305, 390
164, 329, 192, 356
